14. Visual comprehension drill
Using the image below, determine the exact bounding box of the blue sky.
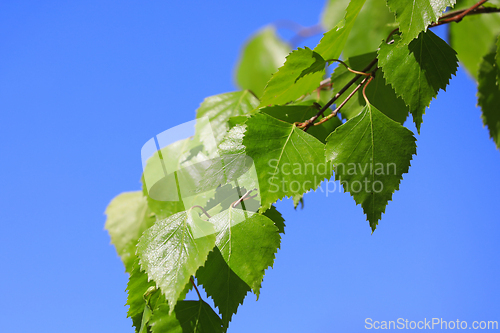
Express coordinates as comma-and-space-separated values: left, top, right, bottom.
1, 1, 499, 332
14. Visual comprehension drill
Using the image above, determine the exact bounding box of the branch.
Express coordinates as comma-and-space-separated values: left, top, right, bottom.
302, 58, 378, 131
302, 0, 499, 130
433, 0, 497, 26
311, 75, 371, 127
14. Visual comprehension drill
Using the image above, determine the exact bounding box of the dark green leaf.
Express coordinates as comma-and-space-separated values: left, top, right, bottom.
235, 26, 290, 98
378, 31, 458, 132
478, 48, 500, 149
196, 247, 251, 330
262, 205, 286, 234
361, 71, 409, 125
329, 51, 408, 124
325, 102, 416, 231
209, 208, 280, 297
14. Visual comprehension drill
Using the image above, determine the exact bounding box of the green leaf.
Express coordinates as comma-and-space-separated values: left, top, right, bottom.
325, 102, 416, 231
105, 191, 155, 272
478, 48, 500, 149
196, 91, 259, 144
449, 0, 500, 80
320, 0, 350, 31
209, 208, 280, 297
127, 265, 156, 331
386, 0, 455, 44
362, 71, 409, 125
342, 0, 396, 58
259, 48, 326, 107
314, 0, 367, 60
149, 301, 224, 333
141, 123, 220, 216
235, 26, 290, 98
137, 210, 216, 311
127, 264, 170, 332
260, 104, 342, 143
243, 112, 332, 210
321, 0, 396, 58
330, 51, 408, 124
196, 247, 251, 330
378, 31, 458, 132
218, 125, 246, 156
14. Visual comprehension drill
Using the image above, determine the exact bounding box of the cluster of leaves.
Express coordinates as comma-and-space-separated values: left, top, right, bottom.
105, 0, 500, 332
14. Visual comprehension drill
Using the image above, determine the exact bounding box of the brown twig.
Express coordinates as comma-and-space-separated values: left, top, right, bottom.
190, 276, 202, 300
312, 76, 370, 127
301, 0, 499, 130
326, 59, 371, 76
302, 57, 378, 131
433, 0, 491, 26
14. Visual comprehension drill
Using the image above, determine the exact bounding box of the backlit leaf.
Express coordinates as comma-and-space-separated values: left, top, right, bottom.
137, 211, 216, 311
235, 26, 290, 98
196, 91, 259, 144
105, 192, 155, 272
315, 0, 367, 60
260, 48, 326, 107
386, 0, 456, 44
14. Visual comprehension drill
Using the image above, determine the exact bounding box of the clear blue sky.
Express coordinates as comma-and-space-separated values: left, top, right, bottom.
1, 1, 499, 332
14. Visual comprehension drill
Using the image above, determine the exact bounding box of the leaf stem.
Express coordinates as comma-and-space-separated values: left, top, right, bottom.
362, 76, 374, 105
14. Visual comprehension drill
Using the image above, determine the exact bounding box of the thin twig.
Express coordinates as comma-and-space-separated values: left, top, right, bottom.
386, 1, 499, 42
302, 0, 499, 130
190, 276, 202, 300
312, 76, 370, 127
434, 0, 490, 25
302, 57, 378, 131
326, 59, 371, 76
